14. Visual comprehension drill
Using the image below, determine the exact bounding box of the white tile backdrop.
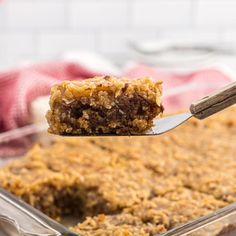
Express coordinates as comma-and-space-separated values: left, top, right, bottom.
0, 0, 236, 66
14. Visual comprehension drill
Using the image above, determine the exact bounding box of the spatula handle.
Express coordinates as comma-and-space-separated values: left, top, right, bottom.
190, 81, 236, 119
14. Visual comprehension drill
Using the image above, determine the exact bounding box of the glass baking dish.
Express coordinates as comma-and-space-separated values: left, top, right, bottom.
0, 124, 236, 236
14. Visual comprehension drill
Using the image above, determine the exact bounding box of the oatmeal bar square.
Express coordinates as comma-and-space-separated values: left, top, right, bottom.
46, 76, 163, 135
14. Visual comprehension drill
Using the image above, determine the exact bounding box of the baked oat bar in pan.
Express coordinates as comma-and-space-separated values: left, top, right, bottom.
46, 76, 163, 135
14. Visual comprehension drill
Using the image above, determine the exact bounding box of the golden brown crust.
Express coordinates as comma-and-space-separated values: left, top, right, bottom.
46, 76, 163, 135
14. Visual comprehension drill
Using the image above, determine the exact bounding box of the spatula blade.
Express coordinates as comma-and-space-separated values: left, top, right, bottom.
151, 112, 192, 135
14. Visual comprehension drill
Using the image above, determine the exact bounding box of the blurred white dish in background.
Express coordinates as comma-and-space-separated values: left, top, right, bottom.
129, 39, 236, 72
130, 39, 236, 55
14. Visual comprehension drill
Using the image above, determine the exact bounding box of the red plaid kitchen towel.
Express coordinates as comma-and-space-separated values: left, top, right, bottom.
0, 61, 234, 132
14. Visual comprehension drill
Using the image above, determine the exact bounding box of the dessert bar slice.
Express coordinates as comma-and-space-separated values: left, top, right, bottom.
46, 76, 163, 135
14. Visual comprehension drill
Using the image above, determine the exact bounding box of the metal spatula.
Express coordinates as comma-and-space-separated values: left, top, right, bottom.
154, 81, 236, 135
61, 81, 236, 136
